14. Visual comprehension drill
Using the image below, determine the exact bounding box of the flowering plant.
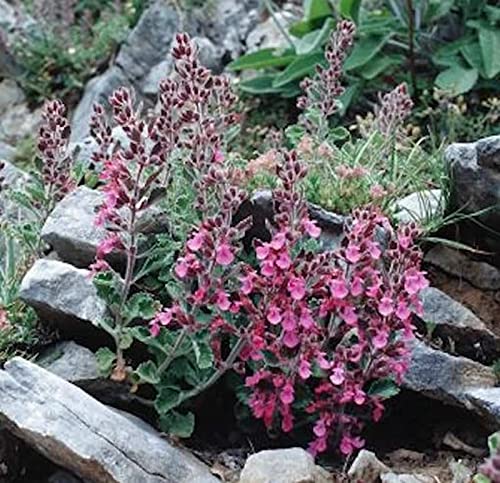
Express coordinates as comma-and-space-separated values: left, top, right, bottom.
88, 32, 241, 380
146, 146, 428, 452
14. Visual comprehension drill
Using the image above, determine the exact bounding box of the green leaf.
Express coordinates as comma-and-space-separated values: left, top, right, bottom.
228, 48, 296, 71
327, 126, 350, 143
124, 292, 157, 323
272, 51, 326, 87
159, 410, 195, 438
479, 27, 500, 79
486, 6, 500, 24
191, 338, 214, 370
340, 0, 362, 23
285, 124, 307, 146
461, 42, 486, 77
93, 271, 121, 307
155, 386, 182, 414
345, 34, 392, 71
338, 81, 362, 115
488, 432, 500, 452
360, 54, 401, 80
304, 0, 332, 22
473, 475, 491, 483
118, 330, 134, 350
367, 378, 400, 399
95, 347, 116, 376
135, 360, 160, 384
295, 18, 334, 55
435, 65, 478, 95
239, 75, 285, 94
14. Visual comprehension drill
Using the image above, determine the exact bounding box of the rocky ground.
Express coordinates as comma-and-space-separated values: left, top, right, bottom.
1, 0, 500, 482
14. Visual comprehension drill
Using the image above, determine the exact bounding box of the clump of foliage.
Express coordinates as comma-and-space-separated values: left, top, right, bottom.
229, 0, 500, 139
55, 29, 431, 455
9, 0, 135, 103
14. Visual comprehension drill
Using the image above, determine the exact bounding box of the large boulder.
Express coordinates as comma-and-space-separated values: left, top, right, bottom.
425, 245, 500, 291
19, 259, 110, 345
418, 287, 499, 354
0, 357, 219, 483
445, 136, 500, 253
403, 340, 498, 423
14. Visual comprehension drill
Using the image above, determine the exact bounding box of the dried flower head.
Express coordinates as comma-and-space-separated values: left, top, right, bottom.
37, 99, 74, 207
297, 20, 356, 119
375, 83, 414, 137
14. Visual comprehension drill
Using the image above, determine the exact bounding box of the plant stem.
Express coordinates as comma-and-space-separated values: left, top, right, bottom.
405, 0, 417, 95
177, 336, 246, 405
156, 328, 187, 375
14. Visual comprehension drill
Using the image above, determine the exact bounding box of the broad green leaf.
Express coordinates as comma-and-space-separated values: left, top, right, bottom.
367, 378, 400, 399
486, 6, 500, 23
479, 27, 500, 78
95, 347, 116, 376
340, 0, 362, 23
426, 0, 454, 23
360, 54, 401, 80
304, 0, 332, 22
345, 34, 392, 71
273, 51, 326, 87
159, 410, 195, 438
155, 386, 182, 414
118, 330, 134, 350
227, 48, 296, 71
93, 271, 121, 307
191, 338, 214, 370
461, 42, 486, 78
135, 360, 160, 384
295, 18, 334, 55
239, 75, 301, 97
435, 66, 478, 95
285, 124, 307, 146
124, 292, 157, 323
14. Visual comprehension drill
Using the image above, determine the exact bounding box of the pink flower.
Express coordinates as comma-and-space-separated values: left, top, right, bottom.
149, 321, 160, 337
368, 242, 381, 260
280, 382, 295, 405
256, 244, 270, 260
373, 330, 388, 349
396, 301, 411, 320
214, 149, 224, 163
282, 311, 296, 331
215, 290, 230, 311
283, 331, 300, 348
330, 366, 345, 385
317, 353, 331, 370
240, 273, 256, 295
378, 296, 394, 316
288, 276, 306, 301
299, 308, 314, 329
345, 244, 361, 263
276, 251, 292, 270
353, 388, 366, 405
299, 359, 312, 380
340, 435, 364, 455
303, 219, 321, 238
261, 261, 275, 277
187, 231, 205, 252
313, 419, 327, 438
330, 278, 348, 299
89, 259, 110, 275
267, 305, 282, 325
404, 269, 428, 295
271, 232, 287, 250
175, 258, 189, 278
96, 234, 122, 259
350, 277, 363, 296
216, 243, 234, 266
341, 306, 357, 325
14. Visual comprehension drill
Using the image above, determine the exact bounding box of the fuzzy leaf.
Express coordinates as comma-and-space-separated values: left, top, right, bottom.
435, 65, 478, 95
367, 378, 400, 399
155, 386, 182, 414
159, 410, 195, 438
228, 48, 296, 71
479, 26, 500, 79
135, 360, 160, 385
95, 347, 116, 376
124, 292, 157, 323
273, 51, 326, 88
